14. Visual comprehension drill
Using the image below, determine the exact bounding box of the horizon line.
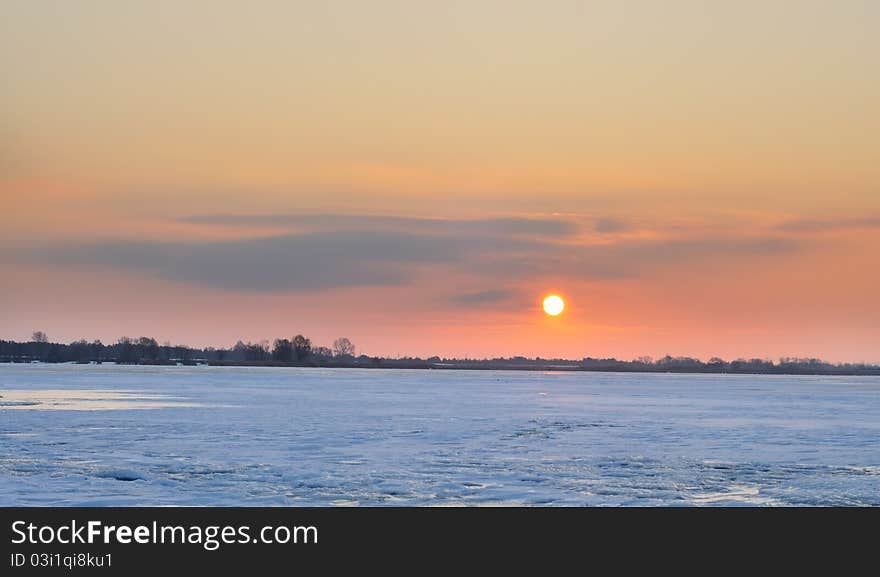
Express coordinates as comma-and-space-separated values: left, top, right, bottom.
3, 334, 878, 367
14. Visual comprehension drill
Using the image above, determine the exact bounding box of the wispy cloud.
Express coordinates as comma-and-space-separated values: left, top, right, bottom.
450, 289, 515, 304
465, 235, 802, 280
10, 211, 804, 293
184, 213, 580, 238
23, 228, 556, 292
592, 217, 629, 234
776, 217, 880, 233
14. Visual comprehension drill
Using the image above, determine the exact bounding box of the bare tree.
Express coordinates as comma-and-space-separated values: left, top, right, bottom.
272, 338, 293, 362
31, 331, 48, 343
332, 337, 356, 358
311, 346, 332, 359
292, 334, 311, 361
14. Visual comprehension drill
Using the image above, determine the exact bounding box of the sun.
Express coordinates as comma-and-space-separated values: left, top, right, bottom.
542, 294, 565, 316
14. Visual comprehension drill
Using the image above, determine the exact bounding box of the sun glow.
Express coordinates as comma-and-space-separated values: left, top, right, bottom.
542, 295, 565, 316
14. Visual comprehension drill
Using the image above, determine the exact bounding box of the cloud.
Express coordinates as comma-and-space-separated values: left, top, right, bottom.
776, 217, 880, 233
593, 217, 628, 233
12, 207, 804, 293
37, 231, 457, 291
450, 289, 515, 304
184, 213, 580, 238
464, 236, 802, 281
598, 236, 800, 263
27, 228, 555, 292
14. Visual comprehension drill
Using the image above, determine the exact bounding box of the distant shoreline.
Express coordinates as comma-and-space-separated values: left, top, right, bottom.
5, 337, 878, 376
3, 359, 879, 377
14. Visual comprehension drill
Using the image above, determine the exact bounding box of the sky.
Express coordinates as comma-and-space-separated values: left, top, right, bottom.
2, 1, 879, 362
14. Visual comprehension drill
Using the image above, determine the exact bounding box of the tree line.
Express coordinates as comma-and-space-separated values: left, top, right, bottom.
1, 332, 878, 375
0, 332, 357, 365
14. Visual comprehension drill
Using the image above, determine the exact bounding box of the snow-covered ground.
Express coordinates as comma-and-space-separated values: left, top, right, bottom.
1, 364, 878, 506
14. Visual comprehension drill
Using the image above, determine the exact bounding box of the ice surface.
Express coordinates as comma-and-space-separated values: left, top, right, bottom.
1, 364, 878, 506
0, 389, 202, 410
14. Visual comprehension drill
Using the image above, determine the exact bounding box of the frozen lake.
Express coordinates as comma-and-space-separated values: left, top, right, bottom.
1, 364, 878, 506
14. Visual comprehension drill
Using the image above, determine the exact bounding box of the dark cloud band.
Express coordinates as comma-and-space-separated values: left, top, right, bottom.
8, 213, 803, 293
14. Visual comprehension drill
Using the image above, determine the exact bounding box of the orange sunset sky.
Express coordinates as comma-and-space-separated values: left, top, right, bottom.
2, 1, 878, 362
